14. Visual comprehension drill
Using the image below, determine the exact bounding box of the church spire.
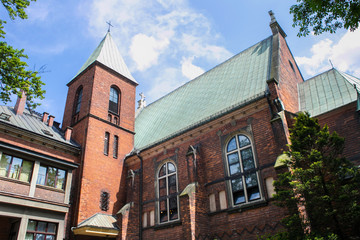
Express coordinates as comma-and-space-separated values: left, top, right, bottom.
74, 32, 137, 84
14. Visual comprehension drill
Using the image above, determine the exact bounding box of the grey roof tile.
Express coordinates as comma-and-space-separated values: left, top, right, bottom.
0, 106, 79, 147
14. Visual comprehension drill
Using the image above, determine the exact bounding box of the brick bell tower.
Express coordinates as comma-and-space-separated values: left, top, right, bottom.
61, 31, 137, 237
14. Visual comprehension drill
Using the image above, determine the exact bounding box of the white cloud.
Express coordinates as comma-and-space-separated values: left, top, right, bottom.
81, 0, 232, 101
181, 57, 204, 80
179, 34, 232, 63
147, 68, 188, 101
130, 34, 169, 71
26, 1, 51, 22
29, 43, 68, 55
296, 29, 360, 78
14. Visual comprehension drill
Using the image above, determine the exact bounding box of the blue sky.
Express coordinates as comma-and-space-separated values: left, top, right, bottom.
2, 0, 360, 125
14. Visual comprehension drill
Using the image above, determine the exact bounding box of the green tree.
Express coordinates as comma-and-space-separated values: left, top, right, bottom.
1, 0, 45, 108
290, 0, 360, 36
273, 112, 360, 239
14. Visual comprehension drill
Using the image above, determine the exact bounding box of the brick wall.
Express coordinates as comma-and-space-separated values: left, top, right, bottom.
63, 63, 136, 226
317, 103, 360, 165
123, 102, 287, 239
276, 36, 304, 113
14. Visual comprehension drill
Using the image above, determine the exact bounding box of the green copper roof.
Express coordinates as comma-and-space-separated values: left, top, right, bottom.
74, 32, 137, 84
134, 36, 273, 150
298, 68, 360, 116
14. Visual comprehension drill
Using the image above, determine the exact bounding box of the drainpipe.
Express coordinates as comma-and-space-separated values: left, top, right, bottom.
135, 151, 143, 240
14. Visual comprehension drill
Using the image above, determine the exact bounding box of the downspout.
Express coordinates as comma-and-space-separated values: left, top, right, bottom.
135, 151, 143, 240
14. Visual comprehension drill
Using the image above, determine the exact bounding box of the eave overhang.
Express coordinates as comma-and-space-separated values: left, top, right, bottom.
72, 226, 119, 238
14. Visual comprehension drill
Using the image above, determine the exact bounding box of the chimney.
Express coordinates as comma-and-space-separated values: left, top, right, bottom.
42, 112, 49, 123
64, 127, 73, 142
48, 115, 55, 127
14, 90, 27, 115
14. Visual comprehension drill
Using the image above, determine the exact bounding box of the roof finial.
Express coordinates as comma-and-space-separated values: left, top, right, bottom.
268, 10, 276, 23
106, 21, 113, 32
329, 59, 334, 69
268, 10, 287, 37
135, 92, 147, 117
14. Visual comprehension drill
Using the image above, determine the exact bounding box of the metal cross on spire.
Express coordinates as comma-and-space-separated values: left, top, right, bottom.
106, 21, 114, 32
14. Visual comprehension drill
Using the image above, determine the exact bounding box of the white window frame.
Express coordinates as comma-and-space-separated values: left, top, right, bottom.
225, 133, 263, 207
156, 161, 179, 224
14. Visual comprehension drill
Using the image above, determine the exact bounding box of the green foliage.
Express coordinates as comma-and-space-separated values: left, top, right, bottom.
273, 112, 360, 239
0, 0, 45, 108
290, 0, 360, 36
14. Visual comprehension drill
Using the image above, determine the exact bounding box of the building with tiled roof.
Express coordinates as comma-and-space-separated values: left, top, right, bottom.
0, 12, 359, 240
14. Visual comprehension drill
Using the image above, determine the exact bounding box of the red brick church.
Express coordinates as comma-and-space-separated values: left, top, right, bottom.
0, 12, 359, 240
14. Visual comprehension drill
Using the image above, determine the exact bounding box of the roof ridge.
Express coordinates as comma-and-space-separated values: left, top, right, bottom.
137, 35, 273, 116
303, 68, 335, 82
336, 69, 360, 92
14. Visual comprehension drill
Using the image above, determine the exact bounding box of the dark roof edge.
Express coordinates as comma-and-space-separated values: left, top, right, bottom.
133, 91, 268, 154
0, 141, 79, 168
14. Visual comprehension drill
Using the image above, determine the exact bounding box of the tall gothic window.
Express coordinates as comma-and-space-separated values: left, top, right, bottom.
158, 162, 178, 223
226, 134, 261, 206
109, 87, 119, 114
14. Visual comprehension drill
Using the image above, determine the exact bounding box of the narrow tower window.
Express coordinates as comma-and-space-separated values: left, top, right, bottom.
109, 87, 120, 114
113, 135, 119, 158
74, 87, 83, 114
72, 86, 83, 124
104, 132, 110, 155
100, 191, 110, 211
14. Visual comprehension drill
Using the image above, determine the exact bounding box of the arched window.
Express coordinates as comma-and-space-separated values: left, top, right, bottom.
74, 87, 83, 114
226, 134, 261, 206
157, 162, 178, 223
109, 87, 120, 114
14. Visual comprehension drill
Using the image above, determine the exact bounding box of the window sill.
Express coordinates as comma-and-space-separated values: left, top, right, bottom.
153, 220, 181, 230
0, 176, 30, 186
227, 199, 267, 214
36, 184, 65, 193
